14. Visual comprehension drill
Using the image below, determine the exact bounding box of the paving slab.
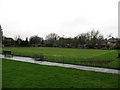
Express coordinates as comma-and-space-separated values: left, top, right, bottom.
0, 54, 119, 74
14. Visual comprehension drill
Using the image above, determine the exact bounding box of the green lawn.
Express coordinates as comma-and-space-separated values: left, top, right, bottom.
2, 47, 120, 69
2, 58, 119, 88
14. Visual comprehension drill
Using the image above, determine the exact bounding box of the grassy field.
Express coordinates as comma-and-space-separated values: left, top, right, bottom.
2, 47, 120, 69
2, 58, 119, 88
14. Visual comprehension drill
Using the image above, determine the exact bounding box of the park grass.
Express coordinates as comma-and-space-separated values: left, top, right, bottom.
2, 47, 120, 69
2, 58, 119, 88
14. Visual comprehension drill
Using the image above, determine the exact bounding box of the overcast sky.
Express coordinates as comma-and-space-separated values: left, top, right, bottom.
0, 0, 119, 40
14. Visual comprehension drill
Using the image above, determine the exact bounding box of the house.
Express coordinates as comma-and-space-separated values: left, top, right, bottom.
102, 37, 117, 49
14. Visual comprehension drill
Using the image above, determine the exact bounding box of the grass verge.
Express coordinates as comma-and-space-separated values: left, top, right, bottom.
2, 58, 119, 88
2, 47, 120, 69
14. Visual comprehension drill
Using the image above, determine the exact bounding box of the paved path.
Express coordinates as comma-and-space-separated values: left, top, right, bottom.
0, 54, 120, 74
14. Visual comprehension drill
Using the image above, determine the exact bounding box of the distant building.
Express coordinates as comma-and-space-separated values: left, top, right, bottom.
102, 37, 117, 49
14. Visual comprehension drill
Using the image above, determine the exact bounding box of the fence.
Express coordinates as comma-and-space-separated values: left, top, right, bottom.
42, 54, 120, 70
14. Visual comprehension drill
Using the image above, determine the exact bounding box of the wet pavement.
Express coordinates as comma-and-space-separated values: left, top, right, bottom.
0, 54, 120, 74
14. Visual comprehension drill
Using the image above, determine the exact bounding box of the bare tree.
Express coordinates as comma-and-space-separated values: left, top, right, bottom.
45, 33, 60, 47
76, 33, 88, 47
106, 33, 113, 40
87, 30, 104, 48
14, 35, 22, 46
29, 35, 43, 46
46, 33, 60, 40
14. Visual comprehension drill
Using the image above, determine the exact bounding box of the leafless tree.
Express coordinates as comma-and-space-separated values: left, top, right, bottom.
45, 33, 60, 47
29, 35, 43, 46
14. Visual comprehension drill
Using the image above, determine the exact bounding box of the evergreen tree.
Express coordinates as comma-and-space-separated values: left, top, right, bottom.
25, 37, 29, 47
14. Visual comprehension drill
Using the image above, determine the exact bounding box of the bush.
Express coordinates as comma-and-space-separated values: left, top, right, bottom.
86, 44, 95, 49
33, 53, 44, 61
113, 45, 120, 49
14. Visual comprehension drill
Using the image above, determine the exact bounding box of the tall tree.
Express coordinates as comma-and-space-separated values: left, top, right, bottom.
45, 33, 60, 47
25, 37, 29, 47
14, 35, 22, 46
76, 33, 87, 47
2, 36, 15, 47
46, 33, 60, 41
87, 30, 104, 48
0, 25, 3, 44
29, 35, 43, 46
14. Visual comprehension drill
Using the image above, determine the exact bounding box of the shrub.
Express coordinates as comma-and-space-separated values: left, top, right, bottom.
113, 44, 120, 49
33, 53, 44, 61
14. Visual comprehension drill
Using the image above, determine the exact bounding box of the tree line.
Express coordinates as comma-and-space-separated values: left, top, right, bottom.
0, 25, 120, 49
